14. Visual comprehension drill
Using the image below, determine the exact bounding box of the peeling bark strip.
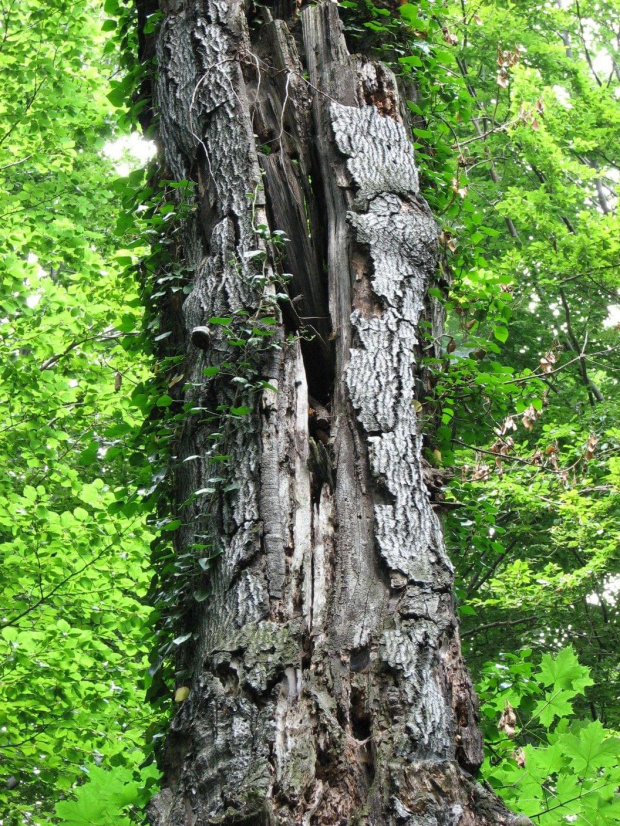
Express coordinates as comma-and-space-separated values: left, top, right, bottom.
137, 2, 526, 824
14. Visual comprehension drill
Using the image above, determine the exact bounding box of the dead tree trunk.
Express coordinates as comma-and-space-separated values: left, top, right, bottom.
136, 2, 525, 823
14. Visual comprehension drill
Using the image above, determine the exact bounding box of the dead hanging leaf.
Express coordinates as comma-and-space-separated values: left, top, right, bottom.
531, 449, 543, 465
521, 404, 540, 431
439, 230, 457, 252
497, 47, 519, 68
545, 444, 557, 455
499, 703, 517, 738
503, 436, 515, 454
168, 373, 185, 388
512, 748, 526, 767
585, 433, 598, 461
536, 98, 545, 114
492, 436, 515, 456
451, 178, 468, 198
496, 416, 517, 436
442, 26, 458, 45
540, 350, 557, 373
412, 399, 424, 413
473, 13, 482, 25
465, 318, 477, 330
472, 463, 491, 482
531, 118, 540, 131
497, 70, 510, 88
114, 371, 122, 392
447, 338, 457, 353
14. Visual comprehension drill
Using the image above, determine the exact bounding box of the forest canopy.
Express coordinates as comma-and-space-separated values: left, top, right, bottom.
0, 0, 619, 824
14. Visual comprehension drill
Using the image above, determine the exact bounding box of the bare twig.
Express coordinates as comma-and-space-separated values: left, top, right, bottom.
461, 615, 539, 638
0, 153, 32, 172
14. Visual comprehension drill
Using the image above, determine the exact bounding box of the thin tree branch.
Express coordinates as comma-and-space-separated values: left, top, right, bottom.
461, 615, 539, 638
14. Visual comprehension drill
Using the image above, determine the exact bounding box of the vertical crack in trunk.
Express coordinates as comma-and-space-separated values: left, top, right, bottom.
138, 2, 527, 824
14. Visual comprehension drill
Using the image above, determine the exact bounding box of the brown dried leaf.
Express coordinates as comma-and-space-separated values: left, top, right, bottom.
585, 433, 598, 461
450, 177, 468, 198
497, 70, 509, 88
521, 404, 540, 431
496, 416, 517, 436
472, 463, 491, 482
499, 703, 517, 738
500, 437, 515, 456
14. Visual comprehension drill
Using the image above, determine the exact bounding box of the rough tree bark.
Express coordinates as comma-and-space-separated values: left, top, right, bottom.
135, 2, 527, 824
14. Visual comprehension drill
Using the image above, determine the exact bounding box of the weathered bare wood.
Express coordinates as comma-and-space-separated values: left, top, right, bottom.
135, 1, 528, 823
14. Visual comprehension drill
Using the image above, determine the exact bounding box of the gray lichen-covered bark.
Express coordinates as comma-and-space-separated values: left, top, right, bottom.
136, 1, 527, 824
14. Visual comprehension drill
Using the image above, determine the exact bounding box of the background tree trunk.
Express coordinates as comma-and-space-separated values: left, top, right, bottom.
137, 2, 526, 823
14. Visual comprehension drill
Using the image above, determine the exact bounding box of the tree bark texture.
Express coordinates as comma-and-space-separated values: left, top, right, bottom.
137, 2, 526, 824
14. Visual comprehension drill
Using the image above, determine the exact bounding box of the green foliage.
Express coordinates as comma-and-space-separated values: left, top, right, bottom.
0, 2, 160, 822
54, 760, 159, 825
478, 647, 620, 824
